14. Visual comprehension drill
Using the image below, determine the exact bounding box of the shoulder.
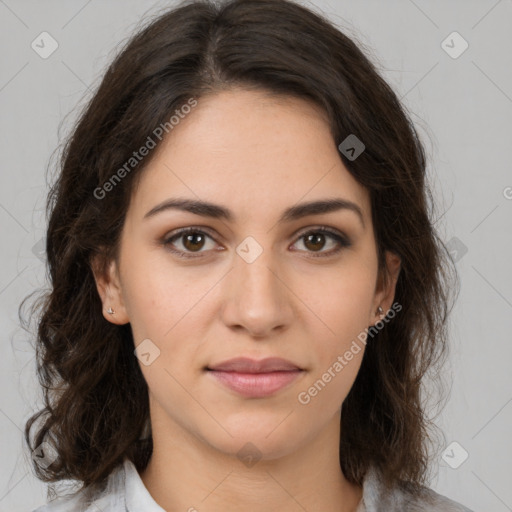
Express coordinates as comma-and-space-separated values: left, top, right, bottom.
359, 465, 475, 512
30, 462, 126, 512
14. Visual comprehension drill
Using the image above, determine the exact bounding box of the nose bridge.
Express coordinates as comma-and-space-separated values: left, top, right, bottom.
221, 236, 292, 335
239, 250, 279, 297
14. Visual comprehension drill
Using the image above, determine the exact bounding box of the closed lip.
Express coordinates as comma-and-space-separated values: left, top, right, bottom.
206, 357, 303, 373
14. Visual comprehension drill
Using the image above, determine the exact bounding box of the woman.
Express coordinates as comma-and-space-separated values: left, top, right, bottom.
24, 0, 474, 510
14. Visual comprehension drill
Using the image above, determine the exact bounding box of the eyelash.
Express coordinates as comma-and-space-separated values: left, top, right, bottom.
162, 226, 352, 260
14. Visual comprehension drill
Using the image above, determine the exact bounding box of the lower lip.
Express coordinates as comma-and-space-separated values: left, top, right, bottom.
207, 370, 303, 398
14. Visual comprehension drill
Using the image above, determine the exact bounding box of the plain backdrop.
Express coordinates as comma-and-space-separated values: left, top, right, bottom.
1, 1, 511, 511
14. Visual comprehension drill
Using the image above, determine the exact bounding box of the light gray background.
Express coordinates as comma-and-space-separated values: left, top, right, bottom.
1, 1, 511, 511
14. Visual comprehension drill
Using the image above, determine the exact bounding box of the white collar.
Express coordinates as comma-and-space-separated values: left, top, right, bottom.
123, 457, 166, 512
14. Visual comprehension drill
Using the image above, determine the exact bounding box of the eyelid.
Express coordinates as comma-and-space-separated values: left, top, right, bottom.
293, 225, 347, 240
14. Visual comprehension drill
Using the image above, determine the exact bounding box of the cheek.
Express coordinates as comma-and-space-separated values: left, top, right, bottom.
119, 247, 197, 336
310, 264, 376, 340
299, 281, 370, 416
121, 257, 218, 384
302, 259, 376, 405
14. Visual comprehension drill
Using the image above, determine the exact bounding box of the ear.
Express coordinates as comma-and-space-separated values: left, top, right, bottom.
90, 253, 130, 325
369, 250, 401, 326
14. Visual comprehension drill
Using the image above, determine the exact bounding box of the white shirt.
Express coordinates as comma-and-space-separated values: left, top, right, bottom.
32, 456, 474, 511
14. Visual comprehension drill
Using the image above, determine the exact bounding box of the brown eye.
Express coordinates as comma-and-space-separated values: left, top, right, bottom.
162, 226, 351, 260
292, 227, 351, 257
181, 232, 207, 252
303, 233, 327, 252
163, 228, 217, 258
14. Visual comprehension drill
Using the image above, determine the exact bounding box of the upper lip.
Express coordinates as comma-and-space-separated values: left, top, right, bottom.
207, 357, 302, 373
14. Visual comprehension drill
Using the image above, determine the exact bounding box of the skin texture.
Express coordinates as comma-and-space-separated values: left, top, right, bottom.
92, 89, 401, 512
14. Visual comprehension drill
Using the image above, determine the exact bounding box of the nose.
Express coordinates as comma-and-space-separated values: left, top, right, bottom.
220, 247, 294, 339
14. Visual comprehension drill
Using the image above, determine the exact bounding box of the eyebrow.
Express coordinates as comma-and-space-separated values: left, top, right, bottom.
144, 197, 365, 228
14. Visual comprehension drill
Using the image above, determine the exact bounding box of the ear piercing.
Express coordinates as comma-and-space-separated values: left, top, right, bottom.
107, 307, 115, 315
376, 306, 384, 318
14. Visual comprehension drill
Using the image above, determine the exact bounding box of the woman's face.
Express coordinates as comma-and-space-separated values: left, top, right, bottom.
94, 88, 400, 460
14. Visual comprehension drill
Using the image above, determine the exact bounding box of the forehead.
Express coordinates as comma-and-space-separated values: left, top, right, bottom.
128, 89, 370, 226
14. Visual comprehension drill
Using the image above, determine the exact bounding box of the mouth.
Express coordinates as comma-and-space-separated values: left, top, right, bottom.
205, 356, 305, 398
206, 356, 303, 373
206, 369, 304, 398
204, 357, 305, 398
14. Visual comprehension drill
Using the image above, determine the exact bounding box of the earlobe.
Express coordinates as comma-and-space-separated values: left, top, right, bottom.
90, 254, 130, 325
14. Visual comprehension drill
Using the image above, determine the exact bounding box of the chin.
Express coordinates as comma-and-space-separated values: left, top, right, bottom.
203, 417, 308, 463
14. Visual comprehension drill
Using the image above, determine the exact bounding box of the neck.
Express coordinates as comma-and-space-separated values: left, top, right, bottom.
139, 405, 362, 512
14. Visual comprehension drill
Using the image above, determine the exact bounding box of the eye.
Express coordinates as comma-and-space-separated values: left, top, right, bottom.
290, 226, 352, 258
162, 227, 218, 258
162, 226, 351, 259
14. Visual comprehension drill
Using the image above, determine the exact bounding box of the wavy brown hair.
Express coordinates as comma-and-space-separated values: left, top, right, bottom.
22, 0, 459, 500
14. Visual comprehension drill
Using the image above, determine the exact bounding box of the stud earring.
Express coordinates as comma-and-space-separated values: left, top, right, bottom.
376, 306, 384, 318
107, 307, 115, 315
